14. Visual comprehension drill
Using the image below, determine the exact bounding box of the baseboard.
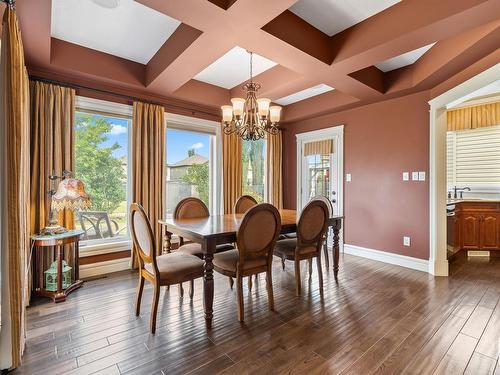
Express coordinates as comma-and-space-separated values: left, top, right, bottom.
344, 244, 429, 273
80, 257, 131, 279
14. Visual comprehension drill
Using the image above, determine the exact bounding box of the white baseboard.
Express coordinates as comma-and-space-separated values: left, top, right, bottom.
344, 244, 429, 273
80, 257, 131, 279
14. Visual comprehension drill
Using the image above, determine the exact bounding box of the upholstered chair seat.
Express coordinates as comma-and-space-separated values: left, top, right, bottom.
273, 238, 317, 258
213, 249, 267, 273
144, 252, 204, 282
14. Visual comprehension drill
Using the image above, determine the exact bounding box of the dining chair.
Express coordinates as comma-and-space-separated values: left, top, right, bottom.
213, 203, 281, 322
274, 199, 329, 296
130, 203, 204, 334
175, 197, 234, 294
233, 195, 258, 290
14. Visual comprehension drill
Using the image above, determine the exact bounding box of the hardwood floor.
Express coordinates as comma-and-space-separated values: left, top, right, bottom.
14, 253, 500, 375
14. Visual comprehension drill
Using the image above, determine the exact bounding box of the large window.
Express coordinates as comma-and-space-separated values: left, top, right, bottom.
166, 128, 213, 214
74, 111, 130, 244
241, 139, 266, 203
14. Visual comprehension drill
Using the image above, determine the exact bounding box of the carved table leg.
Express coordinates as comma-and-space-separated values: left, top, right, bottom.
332, 219, 341, 281
164, 229, 172, 254
203, 238, 215, 328
323, 229, 330, 269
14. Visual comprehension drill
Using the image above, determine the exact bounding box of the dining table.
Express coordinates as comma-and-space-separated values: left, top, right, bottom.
159, 209, 343, 328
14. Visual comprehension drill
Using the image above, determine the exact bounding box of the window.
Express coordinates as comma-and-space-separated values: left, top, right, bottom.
166, 128, 213, 214
241, 139, 266, 203
447, 124, 500, 189
74, 110, 131, 245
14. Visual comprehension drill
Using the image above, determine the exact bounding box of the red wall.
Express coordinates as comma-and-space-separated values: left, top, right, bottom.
283, 91, 431, 260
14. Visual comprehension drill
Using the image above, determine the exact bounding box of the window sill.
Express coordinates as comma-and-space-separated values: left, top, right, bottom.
79, 240, 132, 257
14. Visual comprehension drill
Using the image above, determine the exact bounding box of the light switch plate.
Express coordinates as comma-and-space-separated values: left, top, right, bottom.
403, 172, 409, 181
411, 172, 419, 181
346, 173, 352, 182
403, 236, 411, 246
418, 171, 426, 181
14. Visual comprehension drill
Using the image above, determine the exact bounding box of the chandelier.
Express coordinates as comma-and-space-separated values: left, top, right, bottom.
221, 52, 282, 141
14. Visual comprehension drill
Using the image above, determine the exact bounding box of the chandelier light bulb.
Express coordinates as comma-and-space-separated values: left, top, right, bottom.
269, 106, 282, 123
231, 98, 245, 117
257, 98, 271, 117
221, 105, 233, 122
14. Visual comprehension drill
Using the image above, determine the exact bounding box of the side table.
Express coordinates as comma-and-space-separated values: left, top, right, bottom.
31, 229, 84, 303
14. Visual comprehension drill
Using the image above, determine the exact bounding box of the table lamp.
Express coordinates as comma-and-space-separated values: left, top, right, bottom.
42, 170, 91, 235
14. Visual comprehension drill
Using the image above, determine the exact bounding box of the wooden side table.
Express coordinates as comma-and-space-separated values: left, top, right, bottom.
31, 229, 84, 303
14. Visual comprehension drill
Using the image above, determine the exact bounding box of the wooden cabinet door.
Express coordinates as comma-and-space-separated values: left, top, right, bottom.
480, 214, 499, 250
461, 214, 480, 249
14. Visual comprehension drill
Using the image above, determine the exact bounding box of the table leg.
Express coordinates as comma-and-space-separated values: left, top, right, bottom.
323, 229, 330, 268
164, 229, 172, 254
33, 245, 38, 291
332, 220, 341, 280
55, 245, 65, 302
74, 241, 80, 281
203, 238, 215, 328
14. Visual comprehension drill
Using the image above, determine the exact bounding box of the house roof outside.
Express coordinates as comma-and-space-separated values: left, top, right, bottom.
168, 154, 208, 168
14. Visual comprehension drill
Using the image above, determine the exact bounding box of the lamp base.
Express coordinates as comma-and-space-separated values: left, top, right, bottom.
40, 225, 68, 236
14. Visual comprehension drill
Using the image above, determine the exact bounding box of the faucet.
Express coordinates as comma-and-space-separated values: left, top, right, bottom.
453, 186, 471, 199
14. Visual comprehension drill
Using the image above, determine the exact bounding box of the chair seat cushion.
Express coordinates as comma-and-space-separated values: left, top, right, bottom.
213, 249, 267, 274
178, 242, 235, 257
274, 238, 317, 258
144, 252, 204, 282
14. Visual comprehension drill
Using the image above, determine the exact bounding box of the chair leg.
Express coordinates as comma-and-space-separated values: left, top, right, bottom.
189, 279, 194, 299
266, 269, 274, 311
281, 257, 285, 270
228, 277, 234, 289
248, 276, 253, 291
308, 258, 313, 280
323, 236, 329, 269
237, 276, 244, 322
178, 283, 184, 298
316, 256, 324, 295
150, 283, 160, 334
294, 259, 301, 296
135, 276, 145, 316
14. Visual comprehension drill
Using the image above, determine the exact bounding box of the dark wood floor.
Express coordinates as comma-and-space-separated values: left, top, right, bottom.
14, 253, 500, 375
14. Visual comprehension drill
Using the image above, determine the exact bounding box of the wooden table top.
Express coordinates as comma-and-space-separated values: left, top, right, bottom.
159, 209, 342, 240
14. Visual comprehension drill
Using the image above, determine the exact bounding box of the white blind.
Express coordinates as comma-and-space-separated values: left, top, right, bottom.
446, 124, 500, 187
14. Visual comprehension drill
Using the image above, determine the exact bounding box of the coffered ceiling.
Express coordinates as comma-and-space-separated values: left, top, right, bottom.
16, 0, 500, 122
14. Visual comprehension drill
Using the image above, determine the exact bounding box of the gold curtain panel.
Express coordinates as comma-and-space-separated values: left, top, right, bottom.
303, 139, 334, 156
266, 131, 283, 209
447, 102, 500, 131
222, 126, 242, 214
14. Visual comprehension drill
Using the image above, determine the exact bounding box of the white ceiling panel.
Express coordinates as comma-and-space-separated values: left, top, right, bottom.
275, 84, 334, 106
290, 0, 401, 36
51, 0, 181, 64
375, 43, 435, 72
193, 47, 277, 89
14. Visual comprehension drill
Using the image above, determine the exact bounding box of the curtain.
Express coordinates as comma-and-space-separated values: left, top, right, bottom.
29, 81, 76, 285
304, 139, 334, 156
132, 102, 165, 266
0, 6, 30, 370
447, 102, 500, 131
222, 128, 242, 214
266, 131, 283, 209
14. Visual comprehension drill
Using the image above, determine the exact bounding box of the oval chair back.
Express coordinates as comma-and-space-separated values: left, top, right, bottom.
297, 199, 329, 251
174, 197, 209, 246
130, 203, 158, 275
310, 195, 333, 217
234, 195, 258, 214
236, 203, 281, 272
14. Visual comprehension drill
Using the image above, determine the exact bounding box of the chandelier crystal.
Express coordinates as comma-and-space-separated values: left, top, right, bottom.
221, 52, 282, 141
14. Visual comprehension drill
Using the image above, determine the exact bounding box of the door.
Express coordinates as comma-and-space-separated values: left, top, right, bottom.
480, 214, 499, 250
296, 126, 344, 248
461, 214, 480, 249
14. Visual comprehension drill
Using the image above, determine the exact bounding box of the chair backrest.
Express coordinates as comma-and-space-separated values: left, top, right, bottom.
130, 203, 158, 273
234, 195, 258, 214
310, 195, 334, 217
236, 203, 281, 269
174, 197, 209, 219
297, 199, 329, 250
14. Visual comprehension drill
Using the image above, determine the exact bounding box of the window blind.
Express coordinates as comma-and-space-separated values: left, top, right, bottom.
446, 124, 500, 187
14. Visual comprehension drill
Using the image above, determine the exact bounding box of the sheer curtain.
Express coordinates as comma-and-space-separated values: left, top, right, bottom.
0, 5, 31, 370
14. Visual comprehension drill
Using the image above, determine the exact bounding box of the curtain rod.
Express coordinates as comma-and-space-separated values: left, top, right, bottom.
29, 75, 219, 118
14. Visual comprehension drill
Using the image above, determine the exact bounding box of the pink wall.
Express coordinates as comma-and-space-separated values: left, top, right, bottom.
283, 91, 431, 260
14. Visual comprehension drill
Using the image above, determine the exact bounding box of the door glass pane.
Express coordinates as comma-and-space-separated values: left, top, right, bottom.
74, 112, 129, 244
242, 139, 266, 203
166, 128, 212, 214
306, 154, 331, 200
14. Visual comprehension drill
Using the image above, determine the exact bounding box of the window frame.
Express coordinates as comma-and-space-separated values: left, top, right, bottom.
75, 96, 133, 255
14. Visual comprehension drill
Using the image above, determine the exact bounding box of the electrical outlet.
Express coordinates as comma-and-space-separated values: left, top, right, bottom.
418, 171, 426, 181
411, 172, 419, 181
346, 173, 352, 182
402, 172, 409, 181
403, 236, 411, 246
